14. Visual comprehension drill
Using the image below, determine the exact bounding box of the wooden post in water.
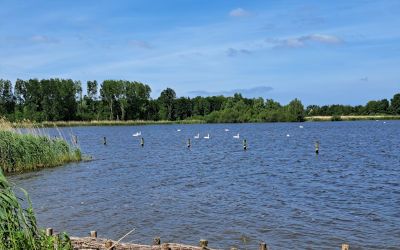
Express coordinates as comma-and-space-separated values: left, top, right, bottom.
103, 137, 107, 145
199, 239, 208, 248
141, 137, 144, 147
230, 247, 238, 250
342, 243, 349, 250
243, 139, 247, 150
153, 237, 161, 245
90, 230, 97, 238
46, 228, 53, 236
259, 242, 268, 250
315, 140, 319, 154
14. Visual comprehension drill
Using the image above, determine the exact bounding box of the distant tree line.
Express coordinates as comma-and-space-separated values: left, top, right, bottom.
0, 78, 399, 123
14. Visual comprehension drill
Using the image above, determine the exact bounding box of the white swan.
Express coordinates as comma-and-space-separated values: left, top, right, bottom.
224, 128, 229, 132
177, 129, 181, 132
299, 125, 304, 129
286, 134, 290, 137
132, 131, 141, 137
204, 134, 210, 139
194, 133, 200, 139
233, 133, 240, 139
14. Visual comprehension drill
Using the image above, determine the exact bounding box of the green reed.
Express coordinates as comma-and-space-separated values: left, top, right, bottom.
0, 170, 72, 250
0, 130, 81, 173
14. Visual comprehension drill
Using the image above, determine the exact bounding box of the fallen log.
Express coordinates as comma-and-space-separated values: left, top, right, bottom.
70, 237, 215, 250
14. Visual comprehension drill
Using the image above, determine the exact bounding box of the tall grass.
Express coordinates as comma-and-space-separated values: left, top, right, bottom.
0, 119, 81, 173
0, 169, 72, 249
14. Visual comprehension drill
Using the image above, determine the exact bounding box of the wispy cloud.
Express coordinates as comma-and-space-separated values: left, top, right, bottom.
229, 8, 251, 17
30, 35, 59, 44
226, 48, 251, 57
267, 34, 342, 48
188, 86, 273, 98
128, 40, 154, 49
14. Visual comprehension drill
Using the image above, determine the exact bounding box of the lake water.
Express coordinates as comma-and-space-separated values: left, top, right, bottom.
8, 121, 400, 249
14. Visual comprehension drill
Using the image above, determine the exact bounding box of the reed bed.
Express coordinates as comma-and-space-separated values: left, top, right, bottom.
0, 118, 81, 173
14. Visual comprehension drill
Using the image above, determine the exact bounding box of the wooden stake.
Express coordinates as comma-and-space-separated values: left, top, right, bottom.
46, 228, 53, 236
153, 237, 161, 245
90, 230, 97, 238
342, 243, 349, 250
259, 242, 268, 250
199, 239, 208, 248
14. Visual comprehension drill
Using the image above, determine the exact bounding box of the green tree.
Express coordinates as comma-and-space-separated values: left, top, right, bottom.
390, 93, 400, 114
287, 98, 304, 122
158, 87, 176, 120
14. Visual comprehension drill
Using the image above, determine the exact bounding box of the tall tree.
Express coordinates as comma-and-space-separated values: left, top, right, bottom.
390, 93, 400, 114
158, 88, 176, 120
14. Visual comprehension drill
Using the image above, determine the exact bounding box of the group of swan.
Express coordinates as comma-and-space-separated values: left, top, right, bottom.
193, 132, 239, 139
193, 133, 210, 139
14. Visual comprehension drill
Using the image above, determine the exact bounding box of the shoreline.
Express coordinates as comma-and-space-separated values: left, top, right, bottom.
305, 115, 400, 121
8, 115, 400, 128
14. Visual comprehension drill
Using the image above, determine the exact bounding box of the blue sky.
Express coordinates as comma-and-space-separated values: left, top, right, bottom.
0, 0, 399, 105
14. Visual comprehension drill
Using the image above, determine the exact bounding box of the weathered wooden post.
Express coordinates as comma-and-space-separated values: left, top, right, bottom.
243, 139, 247, 150
90, 230, 97, 238
141, 137, 144, 147
342, 243, 349, 250
153, 237, 161, 245
259, 242, 268, 250
230, 247, 238, 250
105, 240, 115, 250
46, 228, 53, 236
161, 243, 171, 250
315, 140, 319, 154
199, 239, 208, 248
103, 137, 107, 145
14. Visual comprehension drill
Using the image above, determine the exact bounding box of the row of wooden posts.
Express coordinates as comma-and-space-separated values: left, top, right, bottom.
73, 136, 320, 153
45, 228, 349, 250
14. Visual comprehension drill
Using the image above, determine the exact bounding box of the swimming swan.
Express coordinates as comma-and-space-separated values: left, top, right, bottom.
204, 134, 210, 139
132, 131, 141, 137
233, 133, 240, 139
194, 133, 200, 139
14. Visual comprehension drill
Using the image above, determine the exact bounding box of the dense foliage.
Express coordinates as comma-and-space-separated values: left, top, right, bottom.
0, 78, 399, 123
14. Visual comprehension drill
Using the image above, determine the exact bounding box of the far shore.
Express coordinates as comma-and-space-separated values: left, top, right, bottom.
8, 115, 400, 128
305, 115, 400, 121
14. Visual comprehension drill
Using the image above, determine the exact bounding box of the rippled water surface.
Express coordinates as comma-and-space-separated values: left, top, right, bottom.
9, 121, 400, 249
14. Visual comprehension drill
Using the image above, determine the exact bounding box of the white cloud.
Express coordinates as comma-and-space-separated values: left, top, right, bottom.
30, 35, 59, 44
267, 34, 342, 48
229, 8, 250, 17
226, 48, 251, 57
128, 40, 154, 49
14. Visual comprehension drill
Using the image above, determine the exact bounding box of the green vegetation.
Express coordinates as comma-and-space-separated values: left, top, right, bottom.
0, 78, 399, 123
0, 170, 72, 250
0, 121, 81, 173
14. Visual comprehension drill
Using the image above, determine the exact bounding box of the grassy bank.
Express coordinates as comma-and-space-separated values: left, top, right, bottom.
5, 115, 400, 129
0, 120, 81, 174
305, 115, 400, 121
11, 119, 205, 128
0, 170, 72, 249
